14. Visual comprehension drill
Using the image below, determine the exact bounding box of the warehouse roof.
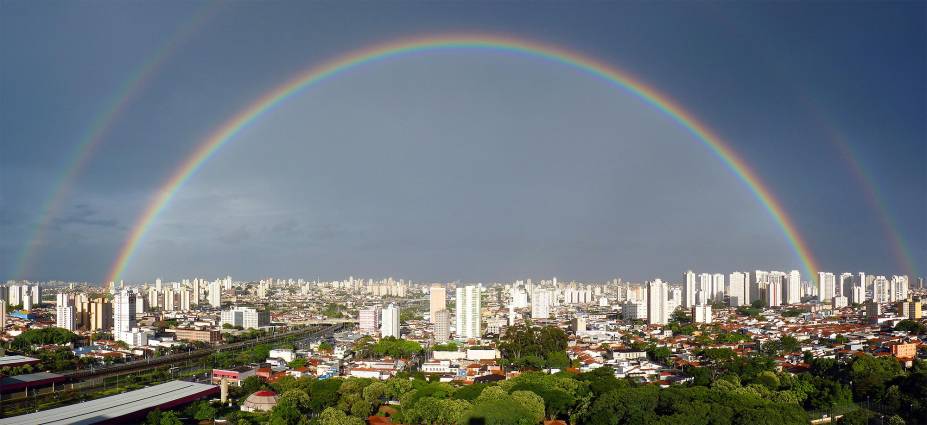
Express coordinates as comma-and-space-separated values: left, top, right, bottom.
0, 380, 218, 425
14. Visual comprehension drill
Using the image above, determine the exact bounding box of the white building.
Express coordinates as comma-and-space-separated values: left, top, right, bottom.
786, 270, 802, 304
55, 293, 75, 331
818, 272, 836, 303
456, 285, 481, 339
691, 304, 712, 324
646, 279, 669, 325
683, 271, 696, 308
221, 306, 269, 329
531, 289, 551, 319
381, 303, 400, 338
729, 272, 748, 307
208, 280, 222, 308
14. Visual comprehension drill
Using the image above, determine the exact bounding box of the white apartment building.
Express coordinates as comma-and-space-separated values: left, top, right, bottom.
646, 279, 669, 325
381, 303, 400, 338
456, 285, 481, 339
221, 306, 269, 329
531, 289, 551, 319
55, 293, 75, 331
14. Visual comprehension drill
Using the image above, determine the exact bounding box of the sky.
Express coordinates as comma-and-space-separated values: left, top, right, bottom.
1, 1, 924, 283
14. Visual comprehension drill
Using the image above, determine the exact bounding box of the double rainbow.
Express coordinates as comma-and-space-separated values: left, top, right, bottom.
105, 34, 821, 283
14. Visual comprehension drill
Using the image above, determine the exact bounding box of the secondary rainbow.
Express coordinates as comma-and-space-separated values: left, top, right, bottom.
106, 34, 821, 283
11, 2, 220, 280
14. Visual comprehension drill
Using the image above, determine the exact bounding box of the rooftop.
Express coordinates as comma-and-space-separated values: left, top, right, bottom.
0, 380, 218, 425
0, 355, 40, 366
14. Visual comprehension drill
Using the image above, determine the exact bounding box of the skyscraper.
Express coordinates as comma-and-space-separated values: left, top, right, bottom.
646, 279, 669, 325
381, 303, 400, 338
786, 270, 802, 304
818, 272, 836, 302
531, 289, 551, 319
433, 309, 450, 343
208, 280, 221, 307
729, 272, 747, 307
429, 285, 446, 323
55, 293, 75, 331
113, 290, 136, 336
683, 271, 696, 308
456, 285, 481, 339
359, 305, 381, 334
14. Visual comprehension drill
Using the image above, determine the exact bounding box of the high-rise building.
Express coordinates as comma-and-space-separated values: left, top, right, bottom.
381, 303, 400, 338
729, 272, 748, 307
433, 309, 450, 343
818, 272, 836, 303
712, 273, 725, 301
88, 297, 112, 331
220, 306, 269, 329
646, 279, 669, 325
113, 291, 136, 336
359, 306, 381, 334
0, 301, 6, 330
531, 289, 551, 319
766, 276, 782, 307
456, 285, 481, 339
898, 299, 922, 320
683, 271, 696, 308
750, 271, 769, 304
55, 293, 75, 331
180, 289, 191, 311
208, 280, 222, 308
692, 304, 712, 324
571, 316, 586, 333
697, 273, 711, 304
163, 288, 175, 311
429, 285, 446, 323
785, 271, 801, 304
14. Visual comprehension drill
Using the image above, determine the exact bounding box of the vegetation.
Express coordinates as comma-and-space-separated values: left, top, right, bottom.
353, 336, 422, 359
498, 324, 569, 370
895, 319, 926, 335
432, 341, 460, 352
11, 327, 78, 350
321, 303, 344, 318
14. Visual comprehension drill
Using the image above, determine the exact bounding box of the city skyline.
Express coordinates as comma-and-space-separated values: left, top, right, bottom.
2, 2, 924, 284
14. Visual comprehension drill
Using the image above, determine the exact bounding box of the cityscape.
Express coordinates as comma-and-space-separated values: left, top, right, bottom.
1, 2, 925, 425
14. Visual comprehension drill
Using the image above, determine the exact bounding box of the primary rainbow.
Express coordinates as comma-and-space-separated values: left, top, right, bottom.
106, 34, 821, 283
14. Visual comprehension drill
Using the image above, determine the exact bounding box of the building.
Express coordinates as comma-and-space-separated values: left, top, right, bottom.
766, 276, 782, 308
683, 271, 696, 308
818, 272, 836, 303
890, 343, 917, 359
692, 304, 712, 324
456, 285, 481, 339
646, 279, 669, 325
221, 306, 269, 329
531, 289, 551, 319
898, 299, 922, 320
173, 328, 221, 343
88, 297, 113, 331
429, 285, 446, 323
786, 270, 802, 304
433, 309, 450, 343
55, 293, 75, 331
359, 305, 381, 334
571, 316, 586, 333
729, 272, 747, 307
212, 366, 257, 386
208, 280, 222, 308
381, 303, 400, 338
0, 301, 6, 329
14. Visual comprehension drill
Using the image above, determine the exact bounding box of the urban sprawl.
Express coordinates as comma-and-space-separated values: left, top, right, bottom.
0, 270, 925, 425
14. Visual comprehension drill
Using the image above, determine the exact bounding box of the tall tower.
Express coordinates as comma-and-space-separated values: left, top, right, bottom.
429, 285, 446, 323
646, 279, 669, 325
683, 271, 696, 308
380, 303, 400, 338
455, 285, 481, 339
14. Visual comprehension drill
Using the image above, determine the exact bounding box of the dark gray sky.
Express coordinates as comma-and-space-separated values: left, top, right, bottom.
1, 1, 924, 283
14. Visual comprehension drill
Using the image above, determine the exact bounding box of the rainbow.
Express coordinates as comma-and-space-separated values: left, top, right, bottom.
10, 3, 220, 280
817, 119, 918, 278
106, 34, 821, 283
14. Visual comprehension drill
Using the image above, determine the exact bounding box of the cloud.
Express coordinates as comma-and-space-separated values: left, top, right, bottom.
53, 203, 123, 230
217, 225, 252, 244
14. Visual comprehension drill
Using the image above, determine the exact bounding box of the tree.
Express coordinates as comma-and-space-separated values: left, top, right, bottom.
159, 411, 183, 425
193, 401, 217, 420
511, 390, 545, 423
319, 407, 364, 425
895, 319, 927, 335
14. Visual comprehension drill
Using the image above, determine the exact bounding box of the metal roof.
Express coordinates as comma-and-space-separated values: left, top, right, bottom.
0, 380, 218, 425
0, 371, 63, 385
0, 355, 40, 366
